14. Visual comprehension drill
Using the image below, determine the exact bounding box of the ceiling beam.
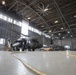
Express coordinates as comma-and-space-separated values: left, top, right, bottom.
51, 27, 76, 34
52, 0, 66, 30
8, 0, 18, 11
30, 17, 41, 22
30, 1, 76, 22
40, 23, 61, 30
17, 0, 51, 30
18, 0, 39, 14
35, 10, 76, 26
52, 0, 70, 29
40, 19, 76, 30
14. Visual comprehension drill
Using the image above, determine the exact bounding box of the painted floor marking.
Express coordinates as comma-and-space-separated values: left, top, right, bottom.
11, 53, 47, 75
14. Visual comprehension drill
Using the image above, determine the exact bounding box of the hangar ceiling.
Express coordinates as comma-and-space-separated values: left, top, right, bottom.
0, 0, 76, 37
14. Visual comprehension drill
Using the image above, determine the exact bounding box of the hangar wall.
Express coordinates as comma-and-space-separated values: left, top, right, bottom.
0, 19, 21, 49
28, 30, 50, 47
53, 38, 76, 50
0, 19, 21, 41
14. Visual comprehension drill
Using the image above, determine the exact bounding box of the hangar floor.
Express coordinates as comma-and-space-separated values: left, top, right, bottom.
0, 51, 76, 75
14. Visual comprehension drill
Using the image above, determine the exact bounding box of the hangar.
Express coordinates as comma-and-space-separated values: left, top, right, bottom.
0, 0, 76, 75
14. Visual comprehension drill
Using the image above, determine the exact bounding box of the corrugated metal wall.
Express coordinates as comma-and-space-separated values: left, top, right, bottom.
0, 19, 21, 41
53, 38, 76, 50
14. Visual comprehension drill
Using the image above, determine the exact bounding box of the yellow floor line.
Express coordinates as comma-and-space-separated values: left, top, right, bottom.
61, 52, 76, 58
10, 51, 27, 54
11, 53, 47, 75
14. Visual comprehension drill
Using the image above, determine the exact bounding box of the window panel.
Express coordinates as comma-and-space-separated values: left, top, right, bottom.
7, 17, 13, 23
21, 20, 29, 35
0, 38, 5, 44
0, 14, 2, 19
3, 15, 7, 21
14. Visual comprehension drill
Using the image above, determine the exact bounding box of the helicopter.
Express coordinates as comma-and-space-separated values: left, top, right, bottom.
11, 38, 43, 51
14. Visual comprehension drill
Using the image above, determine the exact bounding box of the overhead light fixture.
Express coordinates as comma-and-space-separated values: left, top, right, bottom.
52, 34, 53, 36
27, 17, 31, 20
71, 35, 73, 37
2, 1, 5, 5
74, 15, 76, 18
55, 20, 58, 23
61, 28, 63, 30
62, 37, 65, 39
41, 25, 44, 27
49, 30, 52, 33
44, 8, 48, 12
68, 31, 70, 33
58, 33, 61, 35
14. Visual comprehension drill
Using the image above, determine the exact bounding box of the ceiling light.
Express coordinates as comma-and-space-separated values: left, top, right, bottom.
58, 33, 61, 35
41, 25, 44, 27
55, 20, 58, 23
52, 34, 53, 36
61, 28, 63, 30
62, 37, 65, 39
2, 1, 5, 5
74, 15, 76, 18
49, 30, 52, 33
71, 35, 73, 37
68, 31, 70, 33
44, 8, 48, 12
27, 17, 31, 20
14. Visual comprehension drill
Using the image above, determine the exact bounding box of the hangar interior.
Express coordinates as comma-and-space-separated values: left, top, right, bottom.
0, 0, 76, 75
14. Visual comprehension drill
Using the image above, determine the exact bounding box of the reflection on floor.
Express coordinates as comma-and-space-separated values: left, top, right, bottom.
0, 51, 76, 75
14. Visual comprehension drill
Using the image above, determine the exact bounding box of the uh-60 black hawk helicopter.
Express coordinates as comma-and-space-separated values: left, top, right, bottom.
11, 38, 43, 51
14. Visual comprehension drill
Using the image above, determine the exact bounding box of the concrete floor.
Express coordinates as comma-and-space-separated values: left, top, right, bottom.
0, 51, 76, 75
0, 51, 37, 75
